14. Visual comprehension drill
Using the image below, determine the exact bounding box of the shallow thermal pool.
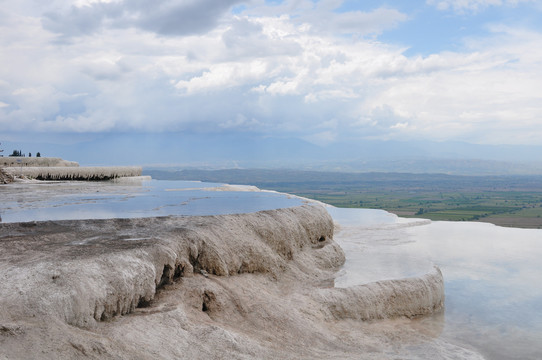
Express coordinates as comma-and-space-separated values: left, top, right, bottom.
0, 179, 305, 223
331, 207, 542, 360
1, 179, 541, 359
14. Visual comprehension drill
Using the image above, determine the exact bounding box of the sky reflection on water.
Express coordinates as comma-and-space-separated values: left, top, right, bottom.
331, 207, 542, 360
2, 180, 541, 359
328, 207, 435, 286
406, 221, 542, 359
0, 179, 304, 223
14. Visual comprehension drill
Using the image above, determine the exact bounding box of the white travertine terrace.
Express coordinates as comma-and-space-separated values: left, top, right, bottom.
0, 203, 447, 359
4, 166, 142, 180
1, 157, 79, 168
1, 157, 141, 180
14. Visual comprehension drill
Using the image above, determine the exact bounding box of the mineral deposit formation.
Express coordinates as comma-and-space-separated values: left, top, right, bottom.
0, 205, 445, 359
1, 157, 141, 180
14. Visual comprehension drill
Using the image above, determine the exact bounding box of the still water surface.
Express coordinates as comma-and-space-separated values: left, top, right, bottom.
0, 179, 304, 223
1, 180, 541, 359
331, 207, 542, 360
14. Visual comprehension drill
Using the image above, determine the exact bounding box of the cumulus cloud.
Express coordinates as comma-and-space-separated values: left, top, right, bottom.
245, 0, 408, 36
221, 17, 302, 59
1, 0, 542, 146
42, 0, 243, 38
136, 0, 242, 36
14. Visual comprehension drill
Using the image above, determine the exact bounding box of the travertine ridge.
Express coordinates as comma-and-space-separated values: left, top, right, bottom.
0, 204, 449, 359
3, 166, 142, 180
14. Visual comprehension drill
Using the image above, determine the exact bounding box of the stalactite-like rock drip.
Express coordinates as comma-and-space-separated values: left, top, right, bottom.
0, 205, 337, 327
315, 266, 445, 321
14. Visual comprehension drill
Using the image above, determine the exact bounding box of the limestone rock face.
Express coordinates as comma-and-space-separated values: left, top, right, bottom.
3, 166, 142, 180
0, 168, 14, 184
314, 266, 444, 321
0, 204, 449, 359
1, 157, 141, 180
0, 205, 337, 327
1, 157, 79, 168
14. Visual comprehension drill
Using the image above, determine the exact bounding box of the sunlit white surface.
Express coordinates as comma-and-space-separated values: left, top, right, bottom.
329, 207, 434, 287
330, 206, 542, 360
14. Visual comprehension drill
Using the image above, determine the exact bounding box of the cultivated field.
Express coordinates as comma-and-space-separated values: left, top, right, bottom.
146, 169, 542, 229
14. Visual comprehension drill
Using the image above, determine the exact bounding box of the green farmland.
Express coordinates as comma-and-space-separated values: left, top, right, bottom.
146, 169, 542, 229
296, 190, 542, 228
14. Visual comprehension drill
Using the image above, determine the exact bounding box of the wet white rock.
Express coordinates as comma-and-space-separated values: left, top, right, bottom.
0, 204, 450, 359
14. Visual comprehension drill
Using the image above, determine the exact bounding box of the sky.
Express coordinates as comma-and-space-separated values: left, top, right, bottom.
1, 0, 542, 166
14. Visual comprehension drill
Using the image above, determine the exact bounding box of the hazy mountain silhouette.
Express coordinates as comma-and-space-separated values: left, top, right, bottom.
4, 133, 542, 175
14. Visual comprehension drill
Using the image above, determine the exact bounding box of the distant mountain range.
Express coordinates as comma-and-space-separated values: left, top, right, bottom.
3, 132, 542, 175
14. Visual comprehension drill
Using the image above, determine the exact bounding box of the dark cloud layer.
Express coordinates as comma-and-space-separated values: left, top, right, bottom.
43, 0, 243, 37
138, 0, 242, 36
